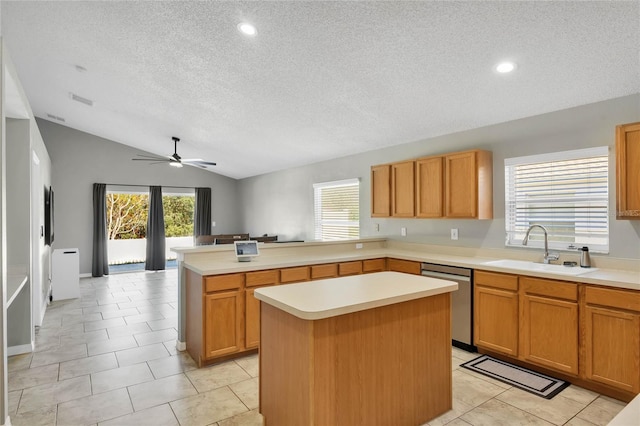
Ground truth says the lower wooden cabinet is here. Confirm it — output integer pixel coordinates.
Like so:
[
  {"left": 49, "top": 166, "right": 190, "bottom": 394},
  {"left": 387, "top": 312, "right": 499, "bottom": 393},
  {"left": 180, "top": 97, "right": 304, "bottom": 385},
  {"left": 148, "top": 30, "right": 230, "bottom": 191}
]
[
  {"left": 363, "top": 258, "right": 386, "bottom": 273},
  {"left": 583, "top": 286, "right": 640, "bottom": 393},
  {"left": 387, "top": 258, "right": 421, "bottom": 275},
  {"left": 311, "top": 263, "right": 338, "bottom": 280},
  {"left": 339, "top": 261, "right": 362, "bottom": 276},
  {"left": 519, "top": 277, "right": 578, "bottom": 375},
  {"left": 204, "top": 290, "right": 244, "bottom": 358},
  {"left": 474, "top": 271, "right": 519, "bottom": 356}
]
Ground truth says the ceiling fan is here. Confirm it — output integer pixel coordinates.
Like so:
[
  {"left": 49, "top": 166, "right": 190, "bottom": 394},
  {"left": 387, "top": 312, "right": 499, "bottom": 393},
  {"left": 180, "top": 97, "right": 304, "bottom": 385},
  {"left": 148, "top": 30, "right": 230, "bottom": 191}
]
[{"left": 132, "top": 137, "right": 217, "bottom": 169}]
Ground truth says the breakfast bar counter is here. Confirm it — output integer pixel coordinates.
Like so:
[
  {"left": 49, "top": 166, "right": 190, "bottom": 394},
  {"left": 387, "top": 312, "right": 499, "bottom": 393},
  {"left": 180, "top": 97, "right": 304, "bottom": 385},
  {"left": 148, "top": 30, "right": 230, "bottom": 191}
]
[{"left": 254, "top": 271, "right": 458, "bottom": 426}]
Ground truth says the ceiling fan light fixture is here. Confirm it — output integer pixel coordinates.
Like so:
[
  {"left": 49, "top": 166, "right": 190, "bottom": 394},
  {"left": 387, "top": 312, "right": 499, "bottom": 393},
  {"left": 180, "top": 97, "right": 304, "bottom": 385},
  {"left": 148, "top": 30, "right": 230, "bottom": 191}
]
[
  {"left": 495, "top": 61, "right": 516, "bottom": 73},
  {"left": 169, "top": 161, "right": 183, "bottom": 168},
  {"left": 238, "top": 22, "right": 257, "bottom": 36}
]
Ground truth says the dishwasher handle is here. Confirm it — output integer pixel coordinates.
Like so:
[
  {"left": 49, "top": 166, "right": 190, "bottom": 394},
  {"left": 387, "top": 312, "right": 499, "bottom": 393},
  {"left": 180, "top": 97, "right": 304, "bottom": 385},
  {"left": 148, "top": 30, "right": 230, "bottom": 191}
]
[{"left": 421, "top": 270, "right": 471, "bottom": 282}]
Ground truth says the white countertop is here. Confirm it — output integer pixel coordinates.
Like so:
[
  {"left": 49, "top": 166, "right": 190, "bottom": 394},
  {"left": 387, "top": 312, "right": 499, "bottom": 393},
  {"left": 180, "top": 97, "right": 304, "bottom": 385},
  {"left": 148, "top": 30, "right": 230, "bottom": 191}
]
[
  {"left": 608, "top": 392, "right": 639, "bottom": 426},
  {"left": 182, "top": 246, "right": 640, "bottom": 291},
  {"left": 254, "top": 271, "right": 458, "bottom": 320}
]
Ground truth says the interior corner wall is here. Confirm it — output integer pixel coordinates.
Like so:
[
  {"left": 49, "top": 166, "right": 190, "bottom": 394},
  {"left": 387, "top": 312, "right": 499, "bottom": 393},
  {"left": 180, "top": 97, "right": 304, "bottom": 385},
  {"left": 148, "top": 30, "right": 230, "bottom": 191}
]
[
  {"left": 238, "top": 94, "right": 640, "bottom": 260},
  {"left": 36, "top": 119, "right": 241, "bottom": 275}
]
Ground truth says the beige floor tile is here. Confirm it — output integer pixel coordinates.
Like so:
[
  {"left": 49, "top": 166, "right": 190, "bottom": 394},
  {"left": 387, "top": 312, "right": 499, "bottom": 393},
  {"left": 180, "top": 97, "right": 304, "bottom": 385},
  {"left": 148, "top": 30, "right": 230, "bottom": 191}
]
[
  {"left": 82, "top": 303, "right": 123, "bottom": 314},
  {"left": 115, "top": 342, "right": 169, "bottom": 366},
  {"left": 33, "top": 333, "right": 62, "bottom": 352},
  {"left": 7, "top": 353, "right": 33, "bottom": 372},
  {"left": 91, "top": 362, "right": 155, "bottom": 394},
  {"left": 60, "top": 328, "right": 109, "bottom": 346},
  {"left": 134, "top": 327, "right": 178, "bottom": 346},
  {"left": 234, "top": 354, "right": 259, "bottom": 378},
  {"left": 128, "top": 373, "right": 197, "bottom": 411},
  {"left": 460, "top": 398, "right": 554, "bottom": 425},
  {"left": 87, "top": 335, "right": 138, "bottom": 356},
  {"left": 452, "top": 369, "right": 507, "bottom": 408},
  {"left": 62, "top": 311, "right": 103, "bottom": 325},
  {"left": 186, "top": 360, "right": 252, "bottom": 393},
  {"left": 123, "top": 311, "right": 165, "bottom": 324},
  {"left": 18, "top": 375, "right": 91, "bottom": 413},
  {"left": 452, "top": 347, "right": 479, "bottom": 361},
  {"left": 496, "top": 387, "right": 587, "bottom": 425},
  {"left": 428, "top": 419, "right": 472, "bottom": 426},
  {"left": 98, "top": 404, "right": 179, "bottom": 426},
  {"left": 575, "top": 395, "right": 626, "bottom": 426},
  {"left": 84, "top": 316, "right": 127, "bottom": 331},
  {"left": 29, "top": 342, "right": 87, "bottom": 368},
  {"left": 9, "top": 405, "right": 57, "bottom": 426},
  {"left": 59, "top": 352, "right": 118, "bottom": 380},
  {"left": 217, "top": 408, "right": 264, "bottom": 426},
  {"left": 99, "top": 307, "right": 141, "bottom": 320},
  {"left": 229, "top": 377, "right": 259, "bottom": 410},
  {"left": 564, "top": 417, "right": 599, "bottom": 426},
  {"left": 148, "top": 352, "right": 198, "bottom": 379},
  {"left": 170, "top": 386, "right": 248, "bottom": 425},
  {"left": 106, "top": 321, "right": 152, "bottom": 338},
  {"left": 8, "top": 390, "right": 21, "bottom": 415},
  {"left": 559, "top": 385, "right": 600, "bottom": 406},
  {"left": 427, "top": 398, "right": 475, "bottom": 426},
  {"left": 57, "top": 388, "right": 133, "bottom": 425},
  {"left": 8, "top": 363, "right": 59, "bottom": 391},
  {"left": 164, "top": 340, "right": 179, "bottom": 355},
  {"left": 147, "top": 317, "right": 177, "bottom": 331}
]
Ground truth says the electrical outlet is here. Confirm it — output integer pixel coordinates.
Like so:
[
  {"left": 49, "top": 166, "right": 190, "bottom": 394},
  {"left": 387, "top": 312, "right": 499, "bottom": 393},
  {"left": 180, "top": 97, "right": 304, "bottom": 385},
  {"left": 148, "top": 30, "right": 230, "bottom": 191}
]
[
  {"left": 451, "top": 228, "right": 459, "bottom": 240},
  {"left": 355, "top": 243, "right": 363, "bottom": 249},
  {"left": 211, "top": 221, "right": 216, "bottom": 227},
  {"left": 401, "top": 227, "right": 407, "bottom": 237}
]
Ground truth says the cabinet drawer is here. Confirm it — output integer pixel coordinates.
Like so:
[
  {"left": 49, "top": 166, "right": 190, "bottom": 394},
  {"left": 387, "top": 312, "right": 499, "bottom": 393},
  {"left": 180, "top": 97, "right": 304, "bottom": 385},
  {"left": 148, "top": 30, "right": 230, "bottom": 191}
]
[
  {"left": 205, "top": 274, "right": 244, "bottom": 293},
  {"left": 521, "top": 277, "right": 577, "bottom": 301},
  {"left": 311, "top": 264, "right": 338, "bottom": 280},
  {"left": 387, "top": 259, "right": 421, "bottom": 275},
  {"left": 363, "top": 258, "right": 386, "bottom": 273},
  {"left": 280, "top": 266, "right": 310, "bottom": 283},
  {"left": 339, "top": 261, "right": 362, "bottom": 276},
  {"left": 246, "top": 270, "right": 279, "bottom": 287},
  {"left": 585, "top": 286, "right": 640, "bottom": 312},
  {"left": 475, "top": 271, "right": 518, "bottom": 291}
]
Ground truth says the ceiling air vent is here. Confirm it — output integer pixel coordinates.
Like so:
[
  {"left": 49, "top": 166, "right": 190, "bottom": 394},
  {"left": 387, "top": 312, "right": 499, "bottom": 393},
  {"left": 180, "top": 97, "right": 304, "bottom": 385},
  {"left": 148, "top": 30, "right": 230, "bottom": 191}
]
[
  {"left": 46, "top": 113, "right": 66, "bottom": 123},
  {"left": 70, "top": 93, "right": 93, "bottom": 107}
]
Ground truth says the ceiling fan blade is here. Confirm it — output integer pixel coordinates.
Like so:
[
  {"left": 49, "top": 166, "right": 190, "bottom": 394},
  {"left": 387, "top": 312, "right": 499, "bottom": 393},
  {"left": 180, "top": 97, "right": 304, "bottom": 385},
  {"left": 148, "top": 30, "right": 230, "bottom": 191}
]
[
  {"left": 132, "top": 158, "right": 170, "bottom": 162},
  {"left": 183, "top": 160, "right": 217, "bottom": 166}
]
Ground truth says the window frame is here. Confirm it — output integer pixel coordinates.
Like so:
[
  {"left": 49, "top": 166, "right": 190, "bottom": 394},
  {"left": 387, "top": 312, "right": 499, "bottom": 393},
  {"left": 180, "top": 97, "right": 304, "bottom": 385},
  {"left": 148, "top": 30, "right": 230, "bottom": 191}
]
[
  {"left": 313, "top": 178, "right": 360, "bottom": 241},
  {"left": 504, "top": 146, "right": 610, "bottom": 254}
]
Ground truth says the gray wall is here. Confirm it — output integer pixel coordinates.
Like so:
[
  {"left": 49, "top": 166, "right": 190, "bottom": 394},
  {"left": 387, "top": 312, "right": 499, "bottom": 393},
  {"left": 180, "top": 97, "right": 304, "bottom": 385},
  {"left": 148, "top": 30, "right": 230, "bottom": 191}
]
[
  {"left": 37, "top": 119, "right": 242, "bottom": 274},
  {"left": 239, "top": 94, "right": 640, "bottom": 259}
]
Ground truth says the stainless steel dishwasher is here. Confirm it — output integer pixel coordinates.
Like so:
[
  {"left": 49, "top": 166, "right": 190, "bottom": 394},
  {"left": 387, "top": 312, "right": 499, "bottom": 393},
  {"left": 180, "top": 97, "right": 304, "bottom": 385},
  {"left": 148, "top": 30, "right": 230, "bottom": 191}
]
[{"left": 421, "top": 263, "right": 475, "bottom": 352}]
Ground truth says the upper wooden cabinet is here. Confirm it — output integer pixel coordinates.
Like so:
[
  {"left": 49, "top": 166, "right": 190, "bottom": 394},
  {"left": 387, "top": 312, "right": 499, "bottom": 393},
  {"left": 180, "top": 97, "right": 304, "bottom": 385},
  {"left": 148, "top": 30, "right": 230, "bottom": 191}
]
[
  {"left": 371, "top": 149, "right": 492, "bottom": 219},
  {"left": 371, "top": 164, "right": 391, "bottom": 217},
  {"left": 416, "top": 156, "right": 444, "bottom": 218},
  {"left": 444, "top": 150, "right": 493, "bottom": 219},
  {"left": 616, "top": 122, "right": 640, "bottom": 219},
  {"left": 391, "top": 160, "right": 415, "bottom": 217}
]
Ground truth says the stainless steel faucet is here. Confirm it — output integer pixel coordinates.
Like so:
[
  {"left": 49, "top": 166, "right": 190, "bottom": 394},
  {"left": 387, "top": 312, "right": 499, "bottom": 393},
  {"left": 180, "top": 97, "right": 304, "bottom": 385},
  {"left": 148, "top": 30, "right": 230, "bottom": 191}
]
[{"left": 522, "top": 224, "right": 560, "bottom": 264}]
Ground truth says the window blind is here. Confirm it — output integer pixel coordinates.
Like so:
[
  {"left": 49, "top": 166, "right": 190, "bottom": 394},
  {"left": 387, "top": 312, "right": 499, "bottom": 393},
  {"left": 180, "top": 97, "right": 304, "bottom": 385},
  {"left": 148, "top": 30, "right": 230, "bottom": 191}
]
[
  {"left": 504, "top": 147, "right": 609, "bottom": 253},
  {"left": 313, "top": 178, "right": 360, "bottom": 241}
]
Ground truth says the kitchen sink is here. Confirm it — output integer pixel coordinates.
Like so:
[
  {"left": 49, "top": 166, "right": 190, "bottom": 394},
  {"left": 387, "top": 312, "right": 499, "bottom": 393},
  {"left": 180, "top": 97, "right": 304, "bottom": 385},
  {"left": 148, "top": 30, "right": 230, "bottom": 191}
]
[{"left": 483, "top": 259, "right": 598, "bottom": 276}]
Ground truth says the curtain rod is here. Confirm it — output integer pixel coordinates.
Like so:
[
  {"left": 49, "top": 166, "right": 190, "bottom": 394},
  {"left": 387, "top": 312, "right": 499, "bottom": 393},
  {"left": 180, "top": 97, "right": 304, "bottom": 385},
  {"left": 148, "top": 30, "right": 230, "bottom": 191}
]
[{"left": 98, "top": 183, "right": 199, "bottom": 190}]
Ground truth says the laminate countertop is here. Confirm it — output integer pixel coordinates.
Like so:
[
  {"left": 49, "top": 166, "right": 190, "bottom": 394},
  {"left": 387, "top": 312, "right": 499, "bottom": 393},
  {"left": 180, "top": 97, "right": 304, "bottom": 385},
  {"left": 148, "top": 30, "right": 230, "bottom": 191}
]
[{"left": 254, "top": 271, "right": 458, "bottom": 320}]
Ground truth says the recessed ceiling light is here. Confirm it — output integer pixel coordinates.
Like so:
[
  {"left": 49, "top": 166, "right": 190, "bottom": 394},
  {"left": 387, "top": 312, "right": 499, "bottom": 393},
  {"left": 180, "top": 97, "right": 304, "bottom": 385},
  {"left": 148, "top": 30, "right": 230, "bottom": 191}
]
[
  {"left": 237, "top": 22, "right": 257, "bottom": 36},
  {"left": 495, "top": 62, "right": 516, "bottom": 73}
]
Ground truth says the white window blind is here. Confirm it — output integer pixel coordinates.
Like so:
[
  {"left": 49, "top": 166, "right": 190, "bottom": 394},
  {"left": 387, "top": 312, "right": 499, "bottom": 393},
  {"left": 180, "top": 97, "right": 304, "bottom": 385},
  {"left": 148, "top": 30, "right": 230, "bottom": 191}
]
[
  {"left": 313, "top": 178, "right": 360, "bottom": 241},
  {"left": 504, "top": 147, "right": 609, "bottom": 253}
]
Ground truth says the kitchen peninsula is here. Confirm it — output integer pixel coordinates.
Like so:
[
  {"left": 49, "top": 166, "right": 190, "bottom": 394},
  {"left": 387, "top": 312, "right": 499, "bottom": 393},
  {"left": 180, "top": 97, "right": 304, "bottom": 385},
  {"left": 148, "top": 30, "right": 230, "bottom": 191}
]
[{"left": 255, "top": 272, "right": 458, "bottom": 425}]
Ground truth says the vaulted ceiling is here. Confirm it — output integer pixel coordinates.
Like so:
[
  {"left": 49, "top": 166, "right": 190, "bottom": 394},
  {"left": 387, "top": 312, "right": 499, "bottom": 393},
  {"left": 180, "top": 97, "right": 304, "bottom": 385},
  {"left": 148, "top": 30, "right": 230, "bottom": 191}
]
[{"left": 2, "top": 1, "right": 639, "bottom": 178}]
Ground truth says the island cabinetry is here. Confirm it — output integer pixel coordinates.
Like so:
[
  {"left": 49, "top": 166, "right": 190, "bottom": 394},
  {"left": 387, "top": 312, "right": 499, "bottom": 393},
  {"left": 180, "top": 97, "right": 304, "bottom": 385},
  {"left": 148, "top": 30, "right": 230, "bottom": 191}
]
[
  {"left": 387, "top": 258, "right": 421, "bottom": 275},
  {"left": 362, "top": 258, "right": 386, "bottom": 273},
  {"left": 391, "top": 160, "right": 415, "bottom": 217},
  {"left": 280, "top": 266, "right": 310, "bottom": 283},
  {"left": 616, "top": 122, "right": 640, "bottom": 219},
  {"left": 245, "top": 270, "right": 279, "bottom": 349},
  {"left": 416, "top": 156, "right": 444, "bottom": 218},
  {"left": 474, "top": 271, "right": 519, "bottom": 356},
  {"left": 582, "top": 286, "right": 640, "bottom": 393},
  {"left": 520, "top": 277, "right": 579, "bottom": 375},
  {"left": 445, "top": 150, "right": 493, "bottom": 219},
  {"left": 371, "top": 164, "right": 391, "bottom": 217}
]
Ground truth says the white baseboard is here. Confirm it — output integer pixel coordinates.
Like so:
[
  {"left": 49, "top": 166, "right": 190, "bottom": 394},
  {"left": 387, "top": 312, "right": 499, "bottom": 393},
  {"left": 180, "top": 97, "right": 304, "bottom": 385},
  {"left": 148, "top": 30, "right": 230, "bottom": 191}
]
[
  {"left": 176, "top": 340, "right": 186, "bottom": 351},
  {"left": 3, "top": 414, "right": 13, "bottom": 426},
  {"left": 8, "top": 342, "right": 33, "bottom": 356},
  {"left": 80, "top": 273, "right": 92, "bottom": 278}
]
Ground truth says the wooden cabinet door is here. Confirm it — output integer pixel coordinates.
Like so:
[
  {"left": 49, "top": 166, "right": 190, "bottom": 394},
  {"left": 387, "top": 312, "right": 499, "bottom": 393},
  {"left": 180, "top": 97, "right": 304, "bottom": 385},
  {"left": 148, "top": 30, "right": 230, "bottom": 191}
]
[
  {"left": 371, "top": 165, "right": 391, "bottom": 217},
  {"left": 338, "top": 261, "right": 362, "bottom": 276},
  {"left": 445, "top": 151, "right": 477, "bottom": 218},
  {"left": 387, "top": 258, "right": 421, "bottom": 275},
  {"left": 474, "top": 284, "right": 519, "bottom": 356},
  {"left": 204, "top": 290, "right": 243, "bottom": 358},
  {"left": 416, "top": 156, "right": 443, "bottom": 218},
  {"left": 245, "top": 286, "right": 275, "bottom": 349},
  {"left": 616, "top": 122, "right": 640, "bottom": 219},
  {"left": 311, "top": 263, "right": 338, "bottom": 280},
  {"left": 391, "top": 161, "right": 415, "bottom": 217},
  {"left": 520, "top": 294, "right": 578, "bottom": 374},
  {"left": 584, "top": 305, "right": 640, "bottom": 393}
]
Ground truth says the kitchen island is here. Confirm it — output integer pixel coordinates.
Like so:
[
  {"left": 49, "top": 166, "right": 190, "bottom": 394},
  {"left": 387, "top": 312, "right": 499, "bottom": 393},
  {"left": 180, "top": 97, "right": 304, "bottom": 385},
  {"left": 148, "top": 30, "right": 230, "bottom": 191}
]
[{"left": 254, "top": 271, "right": 458, "bottom": 426}]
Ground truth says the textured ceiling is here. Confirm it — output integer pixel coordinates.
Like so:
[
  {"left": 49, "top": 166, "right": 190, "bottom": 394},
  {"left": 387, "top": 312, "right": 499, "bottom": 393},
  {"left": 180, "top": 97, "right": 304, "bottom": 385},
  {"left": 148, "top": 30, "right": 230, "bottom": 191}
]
[{"left": 2, "top": 1, "right": 639, "bottom": 179}]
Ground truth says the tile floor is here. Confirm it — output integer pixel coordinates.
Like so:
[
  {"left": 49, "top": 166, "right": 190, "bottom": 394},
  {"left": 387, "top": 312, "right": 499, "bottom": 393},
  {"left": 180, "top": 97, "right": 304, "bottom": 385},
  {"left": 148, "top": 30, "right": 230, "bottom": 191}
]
[{"left": 7, "top": 270, "right": 627, "bottom": 425}]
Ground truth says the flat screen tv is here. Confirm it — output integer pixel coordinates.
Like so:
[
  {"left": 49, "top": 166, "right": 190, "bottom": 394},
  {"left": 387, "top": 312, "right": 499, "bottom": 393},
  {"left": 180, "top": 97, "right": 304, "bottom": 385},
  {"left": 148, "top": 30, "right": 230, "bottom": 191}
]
[{"left": 45, "top": 186, "right": 54, "bottom": 246}]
